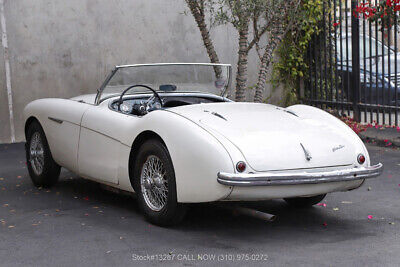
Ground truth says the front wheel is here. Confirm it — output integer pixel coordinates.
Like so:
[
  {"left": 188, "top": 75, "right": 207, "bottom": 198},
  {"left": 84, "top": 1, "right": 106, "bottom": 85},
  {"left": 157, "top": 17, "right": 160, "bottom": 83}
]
[
  {"left": 284, "top": 194, "right": 326, "bottom": 208},
  {"left": 133, "top": 139, "right": 187, "bottom": 226},
  {"left": 25, "top": 121, "right": 60, "bottom": 188}
]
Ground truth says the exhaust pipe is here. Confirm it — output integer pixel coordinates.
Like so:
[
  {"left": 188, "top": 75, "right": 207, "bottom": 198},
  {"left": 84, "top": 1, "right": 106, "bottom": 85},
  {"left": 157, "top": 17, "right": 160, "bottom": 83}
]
[{"left": 218, "top": 205, "right": 276, "bottom": 222}]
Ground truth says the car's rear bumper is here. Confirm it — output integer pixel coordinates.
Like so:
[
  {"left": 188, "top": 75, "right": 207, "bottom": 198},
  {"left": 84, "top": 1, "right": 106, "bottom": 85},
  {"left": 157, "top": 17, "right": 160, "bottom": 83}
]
[{"left": 217, "top": 163, "right": 383, "bottom": 186}]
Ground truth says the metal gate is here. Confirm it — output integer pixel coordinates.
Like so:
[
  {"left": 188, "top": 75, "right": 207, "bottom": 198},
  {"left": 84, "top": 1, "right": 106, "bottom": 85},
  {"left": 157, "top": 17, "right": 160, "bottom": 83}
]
[{"left": 304, "top": 0, "right": 399, "bottom": 126}]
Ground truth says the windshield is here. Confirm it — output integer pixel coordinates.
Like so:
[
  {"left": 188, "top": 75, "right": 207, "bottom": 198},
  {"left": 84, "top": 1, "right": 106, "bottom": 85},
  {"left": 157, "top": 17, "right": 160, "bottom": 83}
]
[
  {"left": 96, "top": 63, "right": 231, "bottom": 104},
  {"left": 337, "top": 35, "right": 393, "bottom": 61}
]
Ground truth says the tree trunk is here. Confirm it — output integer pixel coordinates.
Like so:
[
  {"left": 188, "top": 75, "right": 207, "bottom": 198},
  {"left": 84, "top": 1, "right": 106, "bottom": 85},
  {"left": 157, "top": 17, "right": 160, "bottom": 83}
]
[
  {"left": 185, "top": 1, "right": 222, "bottom": 78},
  {"left": 235, "top": 25, "right": 250, "bottom": 102},
  {"left": 253, "top": 34, "right": 284, "bottom": 103}
]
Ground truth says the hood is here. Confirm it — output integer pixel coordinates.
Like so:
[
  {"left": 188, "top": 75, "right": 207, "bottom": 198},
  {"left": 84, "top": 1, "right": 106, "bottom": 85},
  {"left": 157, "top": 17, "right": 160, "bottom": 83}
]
[{"left": 169, "top": 103, "right": 358, "bottom": 172}]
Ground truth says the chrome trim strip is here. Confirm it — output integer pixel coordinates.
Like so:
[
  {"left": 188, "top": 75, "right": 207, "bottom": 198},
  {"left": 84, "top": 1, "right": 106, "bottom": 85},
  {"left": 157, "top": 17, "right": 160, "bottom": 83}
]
[
  {"left": 217, "top": 163, "right": 383, "bottom": 186},
  {"left": 116, "top": 62, "right": 232, "bottom": 68},
  {"left": 300, "top": 143, "right": 312, "bottom": 161},
  {"left": 48, "top": 117, "right": 63, "bottom": 124}
]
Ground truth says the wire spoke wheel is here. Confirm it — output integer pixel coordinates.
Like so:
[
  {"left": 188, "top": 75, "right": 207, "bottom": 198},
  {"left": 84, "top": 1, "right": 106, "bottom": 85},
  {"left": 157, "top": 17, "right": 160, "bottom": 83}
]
[
  {"left": 140, "top": 155, "right": 168, "bottom": 211},
  {"left": 29, "top": 132, "right": 45, "bottom": 176}
]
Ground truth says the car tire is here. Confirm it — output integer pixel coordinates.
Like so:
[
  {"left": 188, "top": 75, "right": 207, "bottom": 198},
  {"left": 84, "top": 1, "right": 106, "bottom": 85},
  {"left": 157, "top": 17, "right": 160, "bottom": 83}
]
[
  {"left": 133, "top": 139, "right": 187, "bottom": 226},
  {"left": 284, "top": 194, "right": 326, "bottom": 208},
  {"left": 25, "top": 121, "right": 61, "bottom": 188}
]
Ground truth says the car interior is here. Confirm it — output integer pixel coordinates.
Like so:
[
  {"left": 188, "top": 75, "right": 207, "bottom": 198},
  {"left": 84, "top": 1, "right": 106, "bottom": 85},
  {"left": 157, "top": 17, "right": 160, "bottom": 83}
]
[{"left": 109, "top": 84, "right": 228, "bottom": 116}]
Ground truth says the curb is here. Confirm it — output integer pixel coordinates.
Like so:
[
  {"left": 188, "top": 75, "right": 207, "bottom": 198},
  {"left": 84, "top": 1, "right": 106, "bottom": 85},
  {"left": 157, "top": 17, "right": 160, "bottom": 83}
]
[{"left": 359, "top": 128, "right": 400, "bottom": 148}]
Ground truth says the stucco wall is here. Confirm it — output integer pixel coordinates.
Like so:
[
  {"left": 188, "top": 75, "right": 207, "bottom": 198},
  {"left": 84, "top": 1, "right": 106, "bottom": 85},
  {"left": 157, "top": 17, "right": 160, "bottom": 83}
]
[{"left": 0, "top": 0, "right": 282, "bottom": 144}]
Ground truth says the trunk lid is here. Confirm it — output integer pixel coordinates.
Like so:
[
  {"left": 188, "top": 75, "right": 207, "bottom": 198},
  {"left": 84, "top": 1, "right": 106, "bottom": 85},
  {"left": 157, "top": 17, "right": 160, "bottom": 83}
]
[{"left": 169, "top": 103, "right": 356, "bottom": 171}]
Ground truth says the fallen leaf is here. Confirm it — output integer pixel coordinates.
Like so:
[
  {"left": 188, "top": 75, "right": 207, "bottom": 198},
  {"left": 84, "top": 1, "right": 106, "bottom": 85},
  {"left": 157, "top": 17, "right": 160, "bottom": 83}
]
[
  {"left": 9, "top": 209, "right": 15, "bottom": 212},
  {"left": 0, "top": 178, "right": 4, "bottom": 181},
  {"left": 55, "top": 209, "right": 60, "bottom": 212},
  {"left": 8, "top": 225, "right": 14, "bottom": 228},
  {"left": 15, "top": 184, "right": 20, "bottom": 187},
  {"left": 92, "top": 206, "right": 99, "bottom": 209},
  {"left": 3, "top": 204, "right": 9, "bottom": 207},
  {"left": 341, "top": 201, "right": 353, "bottom": 204},
  {"left": 333, "top": 208, "right": 339, "bottom": 211},
  {"left": 367, "top": 215, "right": 373, "bottom": 219}
]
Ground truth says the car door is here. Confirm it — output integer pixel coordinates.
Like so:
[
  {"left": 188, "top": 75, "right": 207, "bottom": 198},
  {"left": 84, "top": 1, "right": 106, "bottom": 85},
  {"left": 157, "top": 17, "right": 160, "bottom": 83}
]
[
  {"left": 40, "top": 99, "right": 91, "bottom": 173},
  {"left": 77, "top": 104, "right": 130, "bottom": 184}
]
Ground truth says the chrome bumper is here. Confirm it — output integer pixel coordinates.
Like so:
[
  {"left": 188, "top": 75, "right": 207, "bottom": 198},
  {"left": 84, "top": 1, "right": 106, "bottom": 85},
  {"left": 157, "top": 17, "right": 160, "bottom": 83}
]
[{"left": 217, "top": 163, "right": 383, "bottom": 186}]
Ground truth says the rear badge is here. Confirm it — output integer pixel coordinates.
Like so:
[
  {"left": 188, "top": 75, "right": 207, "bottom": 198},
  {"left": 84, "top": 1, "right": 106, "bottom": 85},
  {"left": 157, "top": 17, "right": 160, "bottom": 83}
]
[
  {"left": 300, "top": 143, "right": 312, "bottom": 161},
  {"left": 332, "top": 145, "right": 345, "bottom": 152}
]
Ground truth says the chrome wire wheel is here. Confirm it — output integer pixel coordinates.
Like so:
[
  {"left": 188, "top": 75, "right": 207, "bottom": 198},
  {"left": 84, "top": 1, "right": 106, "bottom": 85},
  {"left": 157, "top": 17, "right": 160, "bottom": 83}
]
[
  {"left": 140, "top": 155, "right": 168, "bottom": 212},
  {"left": 29, "top": 132, "right": 45, "bottom": 176}
]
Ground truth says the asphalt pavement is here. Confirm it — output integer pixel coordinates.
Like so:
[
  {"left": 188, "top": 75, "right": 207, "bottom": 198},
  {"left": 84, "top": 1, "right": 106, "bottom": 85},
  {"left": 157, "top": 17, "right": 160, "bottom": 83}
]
[{"left": 0, "top": 143, "right": 399, "bottom": 266}]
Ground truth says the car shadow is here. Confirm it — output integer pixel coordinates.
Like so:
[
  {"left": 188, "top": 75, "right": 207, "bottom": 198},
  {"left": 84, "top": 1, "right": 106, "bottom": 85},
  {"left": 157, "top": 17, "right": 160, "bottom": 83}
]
[{"left": 17, "top": 170, "right": 374, "bottom": 244}]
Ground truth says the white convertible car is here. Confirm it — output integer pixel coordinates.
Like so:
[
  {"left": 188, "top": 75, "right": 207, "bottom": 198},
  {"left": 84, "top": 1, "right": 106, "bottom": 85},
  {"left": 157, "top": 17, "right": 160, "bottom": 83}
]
[{"left": 24, "top": 63, "right": 383, "bottom": 225}]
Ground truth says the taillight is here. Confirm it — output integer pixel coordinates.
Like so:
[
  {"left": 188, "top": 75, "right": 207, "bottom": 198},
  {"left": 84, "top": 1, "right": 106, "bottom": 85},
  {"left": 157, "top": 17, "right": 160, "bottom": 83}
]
[
  {"left": 357, "top": 154, "right": 365, "bottom": 164},
  {"left": 236, "top": 161, "right": 246, "bottom": 172}
]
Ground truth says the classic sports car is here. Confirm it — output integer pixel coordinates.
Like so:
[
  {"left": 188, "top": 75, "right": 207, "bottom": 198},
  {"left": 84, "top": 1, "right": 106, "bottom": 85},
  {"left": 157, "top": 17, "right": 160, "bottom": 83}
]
[{"left": 24, "top": 63, "right": 383, "bottom": 225}]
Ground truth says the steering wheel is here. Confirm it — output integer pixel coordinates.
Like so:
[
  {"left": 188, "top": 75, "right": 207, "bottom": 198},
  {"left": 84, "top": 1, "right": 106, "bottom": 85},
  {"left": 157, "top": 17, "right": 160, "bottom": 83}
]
[{"left": 117, "top": 84, "right": 163, "bottom": 115}]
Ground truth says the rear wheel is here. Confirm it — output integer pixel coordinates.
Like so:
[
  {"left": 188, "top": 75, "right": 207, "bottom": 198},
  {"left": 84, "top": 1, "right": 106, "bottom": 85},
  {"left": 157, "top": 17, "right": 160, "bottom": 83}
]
[
  {"left": 26, "top": 121, "right": 60, "bottom": 187},
  {"left": 133, "top": 139, "right": 187, "bottom": 226},
  {"left": 284, "top": 194, "right": 326, "bottom": 208}
]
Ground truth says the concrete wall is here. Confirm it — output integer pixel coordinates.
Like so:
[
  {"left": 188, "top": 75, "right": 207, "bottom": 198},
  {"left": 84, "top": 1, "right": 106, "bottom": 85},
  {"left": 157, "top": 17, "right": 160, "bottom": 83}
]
[
  {"left": 0, "top": 34, "right": 11, "bottom": 144},
  {"left": 0, "top": 0, "right": 282, "bottom": 144}
]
